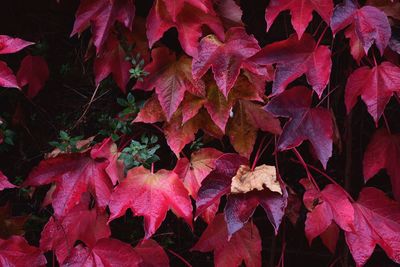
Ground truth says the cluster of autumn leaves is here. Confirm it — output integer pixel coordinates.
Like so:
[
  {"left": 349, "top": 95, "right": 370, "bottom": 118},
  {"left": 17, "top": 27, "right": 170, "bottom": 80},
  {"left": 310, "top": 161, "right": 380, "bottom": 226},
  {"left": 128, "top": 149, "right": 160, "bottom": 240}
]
[{"left": 1, "top": 0, "right": 400, "bottom": 266}]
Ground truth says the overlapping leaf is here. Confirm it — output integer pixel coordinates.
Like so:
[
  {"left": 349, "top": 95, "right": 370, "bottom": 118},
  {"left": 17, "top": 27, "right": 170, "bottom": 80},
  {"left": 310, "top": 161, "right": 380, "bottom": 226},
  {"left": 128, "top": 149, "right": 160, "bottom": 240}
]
[
  {"left": 108, "top": 166, "right": 192, "bottom": 238},
  {"left": 174, "top": 148, "right": 223, "bottom": 223},
  {"left": 94, "top": 34, "right": 132, "bottom": 93},
  {"left": 227, "top": 99, "right": 282, "bottom": 157},
  {"left": 163, "top": 110, "right": 201, "bottom": 156},
  {"left": 265, "top": 0, "right": 333, "bottom": 38},
  {"left": 363, "top": 128, "right": 400, "bottom": 200},
  {"left": 40, "top": 195, "right": 111, "bottom": 263},
  {"left": 0, "top": 35, "right": 33, "bottom": 89},
  {"left": 192, "top": 27, "right": 265, "bottom": 97},
  {"left": 345, "top": 187, "right": 400, "bottom": 266},
  {"left": 91, "top": 137, "right": 124, "bottom": 185},
  {"left": 93, "top": 19, "right": 149, "bottom": 92},
  {"left": 331, "top": 0, "right": 391, "bottom": 55},
  {"left": 0, "top": 236, "right": 46, "bottom": 267},
  {"left": 71, "top": 0, "right": 135, "bottom": 52},
  {"left": 345, "top": 62, "right": 400, "bottom": 124},
  {"left": 192, "top": 213, "right": 262, "bottom": 267},
  {"left": 214, "top": 0, "right": 243, "bottom": 29},
  {"left": 146, "top": 0, "right": 224, "bottom": 56},
  {"left": 62, "top": 238, "right": 142, "bottom": 266},
  {"left": 134, "top": 47, "right": 204, "bottom": 120},
  {"left": 252, "top": 33, "right": 332, "bottom": 97},
  {"left": 196, "top": 154, "right": 287, "bottom": 237},
  {"left": 23, "top": 143, "right": 116, "bottom": 217},
  {"left": 265, "top": 86, "right": 333, "bottom": 168},
  {"left": 174, "top": 148, "right": 223, "bottom": 198},
  {"left": 300, "top": 179, "right": 354, "bottom": 246},
  {"left": 133, "top": 239, "right": 170, "bottom": 267}
]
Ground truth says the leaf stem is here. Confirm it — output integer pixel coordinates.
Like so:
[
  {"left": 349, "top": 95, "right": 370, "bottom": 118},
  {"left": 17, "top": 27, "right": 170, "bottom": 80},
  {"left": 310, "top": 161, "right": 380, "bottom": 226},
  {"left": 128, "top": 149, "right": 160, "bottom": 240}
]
[
  {"left": 382, "top": 113, "right": 392, "bottom": 135},
  {"left": 167, "top": 249, "right": 192, "bottom": 267},
  {"left": 312, "top": 20, "right": 324, "bottom": 37},
  {"left": 251, "top": 136, "right": 273, "bottom": 170},
  {"left": 315, "top": 25, "right": 329, "bottom": 48},
  {"left": 274, "top": 136, "right": 284, "bottom": 184},
  {"left": 290, "top": 158, "right": 355, "bottom": 202},
  {"left": 316, "top": 85, "right": 339, "bottom": 108},
  {"left": 292, "top": 148, "right": 320, "bottom": 191}
]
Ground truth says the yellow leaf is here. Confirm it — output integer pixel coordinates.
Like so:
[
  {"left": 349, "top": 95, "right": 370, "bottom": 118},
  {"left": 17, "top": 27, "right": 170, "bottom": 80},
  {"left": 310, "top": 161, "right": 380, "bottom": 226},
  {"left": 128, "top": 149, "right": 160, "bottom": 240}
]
[{"left": 231, "top": 164, "right": 282, "bottom": 194}]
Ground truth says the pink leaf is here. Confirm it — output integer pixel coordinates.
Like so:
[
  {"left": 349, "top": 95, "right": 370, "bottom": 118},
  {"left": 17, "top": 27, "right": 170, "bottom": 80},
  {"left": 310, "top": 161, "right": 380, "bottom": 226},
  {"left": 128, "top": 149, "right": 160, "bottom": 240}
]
[
  {"left": 0, "top": 236, "right": 46, "bottom": 267},
  {"left": 16, "top": 55, "right": 49, "bottom": 98}
]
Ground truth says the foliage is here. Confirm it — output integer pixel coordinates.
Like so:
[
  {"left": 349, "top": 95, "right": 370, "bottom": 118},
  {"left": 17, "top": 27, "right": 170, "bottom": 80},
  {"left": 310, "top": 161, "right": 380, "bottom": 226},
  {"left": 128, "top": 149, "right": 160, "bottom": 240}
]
[{"left": 0, "top": 0, "right": 400, "bottom": 266}]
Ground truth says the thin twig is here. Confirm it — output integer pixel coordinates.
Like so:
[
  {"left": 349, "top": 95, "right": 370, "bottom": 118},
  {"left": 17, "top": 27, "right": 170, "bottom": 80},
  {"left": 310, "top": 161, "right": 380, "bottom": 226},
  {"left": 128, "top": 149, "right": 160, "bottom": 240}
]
[{"left": 71, "top": 84, "right": 100, "bottom": 129}]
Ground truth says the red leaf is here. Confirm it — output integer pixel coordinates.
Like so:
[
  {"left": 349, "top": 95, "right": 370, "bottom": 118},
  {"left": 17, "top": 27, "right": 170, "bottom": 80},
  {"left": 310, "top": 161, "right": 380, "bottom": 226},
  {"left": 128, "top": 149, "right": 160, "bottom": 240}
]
[
  {"left": 192, "top": 27, "right": 264, "bottom": 97},
  {"left": 301, "top": 180, "right": 354, "bottom": 245},
  {"left": 265, "top": 0, "right": 333, "bottom": 38},
  {"left": 173, "top": 148, "right": 223, "bottom": 198},
  {"left": 0, "top": 171, "right": 16, "bottom": 191},
  {"left": 0, "top": 35, "right": 34, "bottom": 55},
  {"left": 94, "top": 34, "right": 132, "bottom": 92},
  {"left": 331, "top": 0, "right": 391, "bottom": 55},
  {"left": 163, "top": 110, "right": 200, "bottom": 156},
  {"left": 0, "top": 61, "right": 19, "bottom": 88},
  {"left": 134, "top": 95, "right": 166, "bottom": 124},
  {"left": 345, "top": 61, "right": 400, "bottom": 125},
  {"left": 133, "top": 239, "right": 170, "bottom": 267},
  {"left": 0, "top": 236, "right": 47, "bottom": 267},
  {"left": 23, "top": 151, "right": 114, "bottom": 217},
  {"left": 159, "top": 0, "right": 212, "bottom": 21},
  {"left": 213, "top": 0, "right": 244, "bottom": 29},
  {"left": 62, "top": 238, "right": 142, "bottom": 267},
  {"left": 345, "top": 187, "right": 400, "bottom": 266},
  {"left": 227, "top": 100, "right": 282, "bottom": 158},
  {"left": 134, "top": 47, "right": 204, "bottom": 120},
  {"left": 71, "top": 0, "right": 135, "bottom": 52},
  {"left": 264, "top": 86, "right": 333, "bottom": 168},
  {"left": 344, "top": 25, "right": 365, "bottom": 63},
  {"left": 251, "top": 34, "right": 332, "bottom": 97},
  {"left": 108, "top": 166, "right": 192, "bottom": 238},
  {"left": 146, "top": 0, "right": 224, "bottom": 57},
  {"left": 40, "top": 195, "right": 111, "bottom": 263},
  {"left": 174, "top": 148, "right": 223, "bottom": 223},
  {"left": 181, "top": 72, "right": 269, "bottom": 134},
  {"left": 203, "top": 85, "right": 234, "bottom": 132},
  {"left": 0, "top": 36, "right": 33, "bottom": 89},
  {"left": 192, "top": 214, "right": 262, "bottom": 267},
  {"left": 363, "top": 128, "right": 400, "bottom": 200},
  {"left": 91, "top": 137, "right": 124, "bottom": 186},
  {"left": 16, "top": 55, "right": 49, "bottom": 99},
  {"left": 320, "top": 223, "right": 339, "bottom": 254},
  {"left": 181, "top": 93, "right": 206, "bottom": 124}
]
